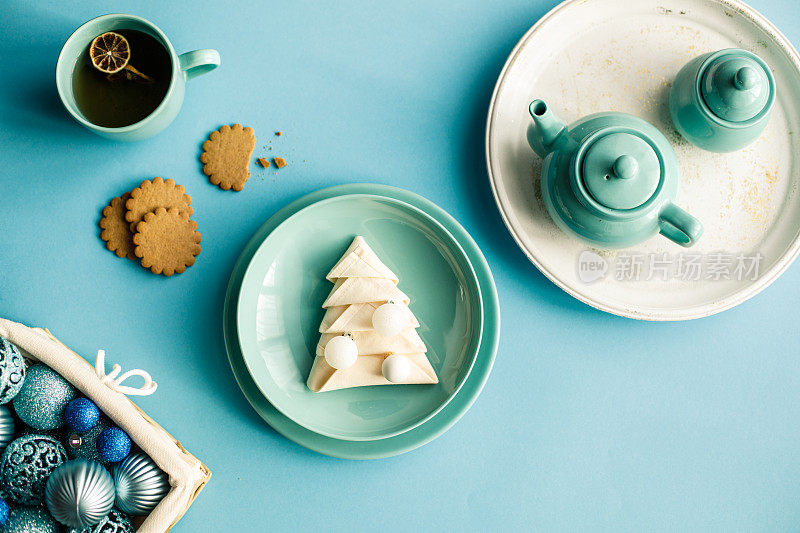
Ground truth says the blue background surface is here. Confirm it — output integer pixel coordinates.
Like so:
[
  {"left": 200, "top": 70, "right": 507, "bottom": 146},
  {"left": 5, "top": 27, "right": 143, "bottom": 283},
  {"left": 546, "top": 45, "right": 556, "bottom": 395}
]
[{"left": 1, "top": 0, "right": 799, "bottom": 530}]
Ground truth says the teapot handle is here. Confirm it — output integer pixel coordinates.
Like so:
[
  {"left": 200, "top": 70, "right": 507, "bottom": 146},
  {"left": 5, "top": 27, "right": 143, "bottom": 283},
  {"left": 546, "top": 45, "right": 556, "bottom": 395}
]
[{"left": 658, "top": 203, "right": 703, "bottom": 247}]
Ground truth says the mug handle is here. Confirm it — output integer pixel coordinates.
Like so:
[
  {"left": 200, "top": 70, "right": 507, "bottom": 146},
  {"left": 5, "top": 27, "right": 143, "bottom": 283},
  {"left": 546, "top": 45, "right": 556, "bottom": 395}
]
[
  {"left": 178, "top": 49, "right": 220, "bottom": 81},
  {"left": 658, "top": 202, "right": 704, "bottom": 247}
]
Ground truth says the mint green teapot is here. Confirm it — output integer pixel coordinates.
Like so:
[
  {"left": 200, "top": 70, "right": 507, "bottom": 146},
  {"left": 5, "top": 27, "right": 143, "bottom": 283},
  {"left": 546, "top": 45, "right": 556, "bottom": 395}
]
[{"left": 527, "top": 100, "right": 703, "bottom": 248}]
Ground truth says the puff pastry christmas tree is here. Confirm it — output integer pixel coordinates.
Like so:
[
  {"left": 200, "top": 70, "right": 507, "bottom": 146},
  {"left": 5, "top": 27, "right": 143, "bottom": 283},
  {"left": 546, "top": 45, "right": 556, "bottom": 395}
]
[{"left": 307, "top": 236, "right": 438, "bottom": 393}]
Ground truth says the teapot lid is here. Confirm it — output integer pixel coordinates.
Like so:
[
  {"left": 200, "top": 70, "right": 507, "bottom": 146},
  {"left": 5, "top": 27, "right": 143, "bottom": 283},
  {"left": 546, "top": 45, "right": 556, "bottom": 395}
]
[
  {"left": 700, "top": 50, "right": 772, "bottom": 122},
  {"left": 581, "top": 132, "right": 660, "bottom": 210}
]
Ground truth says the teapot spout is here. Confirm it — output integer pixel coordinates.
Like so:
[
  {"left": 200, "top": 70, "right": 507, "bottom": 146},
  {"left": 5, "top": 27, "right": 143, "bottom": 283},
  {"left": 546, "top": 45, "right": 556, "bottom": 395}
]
[{"left": 527, "top": 100, "right": 567, "bottom": 158}]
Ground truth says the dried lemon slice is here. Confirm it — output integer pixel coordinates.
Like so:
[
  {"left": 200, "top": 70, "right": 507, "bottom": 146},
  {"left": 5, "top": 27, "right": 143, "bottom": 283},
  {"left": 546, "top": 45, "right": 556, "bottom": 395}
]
[
  {"left": 90, "top": 32, "right": 154, "bottom": 82},
  {"left": 89, "top": 32, "right": 130, "bottom": 74}
]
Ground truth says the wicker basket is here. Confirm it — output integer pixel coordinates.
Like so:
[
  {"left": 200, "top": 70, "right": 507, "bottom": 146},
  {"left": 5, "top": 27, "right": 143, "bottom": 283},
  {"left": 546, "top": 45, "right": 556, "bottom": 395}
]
[{"left": 0, "top": 318, "right": 210, "bottom": 532}]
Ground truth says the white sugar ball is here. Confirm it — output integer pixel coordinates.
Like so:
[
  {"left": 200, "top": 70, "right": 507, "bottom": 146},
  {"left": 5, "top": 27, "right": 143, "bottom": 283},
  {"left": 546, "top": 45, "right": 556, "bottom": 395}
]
[
  {"left": 324, "top": 335, "right": 358, "bottom": 369},
  {"left": 372, "top": 303, "right": 407, "bottom": 338},
  {"left": 382, "top": 354, "right": 411, "bottom": 383}
]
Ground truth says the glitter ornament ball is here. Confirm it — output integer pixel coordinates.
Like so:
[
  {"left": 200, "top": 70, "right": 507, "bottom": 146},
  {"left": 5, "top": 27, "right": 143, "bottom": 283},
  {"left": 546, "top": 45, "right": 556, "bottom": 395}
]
[
  {"left": 65, "top": 398, "right": 100, "bottom": 434},
  {"left": 381, "top": 354, "right": 411, "bottom": 383},
  {"left": 113, "top": 452, "right": 169, "bottom": 515},
  {"left": 66, "top": 509, "right": 134, "bottom": 533},
  {"left": 96, "top": 427, "right": 131, "bottom": 463},
  {"left": 372, "top": 302, "right": 407, "bottom": 337},
  {"left": 324, "top": 335, "right": 358, "bottom": 370},
  {"left": 0, "top": 434, "right": 68, "bottom": 505},
  {"left": 45, "top": 459, "right": 115, "bottom": 528},
  {"left": 66, "top": 416, "right": 112, "bottom": 464},
  {"left": 4, "top": 506, "right": 58, "bottom": 533},
  {"left": 0, "top": 496, "right": 8, "bottom": 526},
  {"left": 0, "top": 337, "right": 26, "bottom": 404},
  {"left": 0, "top": 405, "right": 15, "bottom": 451},
  {"left": 13, "top": 364, "right": 77, "bottom": 430}
]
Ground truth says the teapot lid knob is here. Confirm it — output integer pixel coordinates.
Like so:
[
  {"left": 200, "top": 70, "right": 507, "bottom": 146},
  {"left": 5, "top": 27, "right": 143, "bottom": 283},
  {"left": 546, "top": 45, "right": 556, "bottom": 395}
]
[
  {"left": 613, "top": 155, "right": 639, "bottom": 180},
  {"left": 734, "top": 66, "right": 758, "bottom": 90}
]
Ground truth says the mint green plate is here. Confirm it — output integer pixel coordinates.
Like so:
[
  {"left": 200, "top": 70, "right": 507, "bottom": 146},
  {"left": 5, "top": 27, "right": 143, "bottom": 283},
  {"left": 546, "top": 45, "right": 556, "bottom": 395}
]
[
  {"left": 224, "top": 184, "right": 499, "bottom": 458},
  {"left": 237, "top": 192, "right": 482, "bottom": 441}
]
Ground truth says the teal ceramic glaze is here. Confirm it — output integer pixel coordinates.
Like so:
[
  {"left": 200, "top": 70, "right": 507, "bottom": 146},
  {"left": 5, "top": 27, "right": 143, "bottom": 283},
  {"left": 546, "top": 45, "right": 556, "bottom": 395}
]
[
  {"left": 223, "top": 184, "right": 499, "bottom": 459},
  {"left": 669, "top": 48, "right": 775, "bottom": 152},
  {"left": 56, "top": 14, "right": 220, "bottom": 141},
  {"left": 526, "top": 100, "right": 703, "bottom": 249},
  {"left": 236, "top": 193, "right": 483, "bottom": 441}
]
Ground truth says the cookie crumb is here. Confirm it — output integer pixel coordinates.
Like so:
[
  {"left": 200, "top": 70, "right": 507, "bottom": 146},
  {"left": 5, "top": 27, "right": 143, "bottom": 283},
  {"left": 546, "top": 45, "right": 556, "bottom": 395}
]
[
  {"left": 257, "top": 157, "right": 270, "bottom": 168},
  {"left": 273, "top": 157, "right": 287, "bottom": 169},
  {"left": 275, "top": 131, "right": 282, "bottom": 136}
]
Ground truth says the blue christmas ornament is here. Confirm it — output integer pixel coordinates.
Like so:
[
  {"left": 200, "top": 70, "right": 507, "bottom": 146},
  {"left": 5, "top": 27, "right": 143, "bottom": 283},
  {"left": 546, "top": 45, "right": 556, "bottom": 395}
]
[
  {"left": 113, "top": 452, "right": 169, "bottom": 515},
  {"left": 65, "top": 398, "right": 100, "bottom": 433},
  {"left": 0, "top": 405, "right": 15, "bottom": 451},
  {"left": 0, "top": 336, "right": 26, "bottom": 404},
  {"left": 96, "top": 427, "right": 131, "bottom": 463},
  {"left": 4, "top": 506, "right": 58, "bottom": 533},
  {"left": 0, "top": 496, "right": 9, "bottom": 526},
  {"left": 13, "top": 364, "right": 77, "bottom": 430},
  {"left": 66, "top": 416, "right": 113, "bottom": 465},
  {"left": 0, "top": 434, "right": 68, "bottom": 505},
  {"left": 45, "top": 459, "right": 115, "bottom": 528},
  {"left": 66, "top": 509, "right": 134, "bottom": 533}
]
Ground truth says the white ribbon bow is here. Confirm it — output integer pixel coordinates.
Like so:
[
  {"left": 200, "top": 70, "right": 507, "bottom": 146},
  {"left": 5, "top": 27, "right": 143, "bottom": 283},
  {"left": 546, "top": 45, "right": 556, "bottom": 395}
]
[{"left": 94, "top": 350, "right": 158, "bottom": 396}]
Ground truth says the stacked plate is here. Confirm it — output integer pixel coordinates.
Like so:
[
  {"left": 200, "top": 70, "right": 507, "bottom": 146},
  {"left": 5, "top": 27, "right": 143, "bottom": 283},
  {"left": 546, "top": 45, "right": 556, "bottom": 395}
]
[{"left": 223, "top": 184, "right": 499, "bottom": 458}]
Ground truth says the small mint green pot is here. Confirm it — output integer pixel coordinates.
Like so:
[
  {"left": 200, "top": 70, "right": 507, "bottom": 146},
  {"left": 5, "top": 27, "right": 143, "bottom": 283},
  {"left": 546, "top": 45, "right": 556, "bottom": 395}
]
[
  {"left": 56, "top": 14, "right": 220, "bottom": 142},
  {"left": 669, "top": 48, "right": 775, "bottom": 153},
  {"left": 527, "top": 100, "right": 703, "bottom": 249}
]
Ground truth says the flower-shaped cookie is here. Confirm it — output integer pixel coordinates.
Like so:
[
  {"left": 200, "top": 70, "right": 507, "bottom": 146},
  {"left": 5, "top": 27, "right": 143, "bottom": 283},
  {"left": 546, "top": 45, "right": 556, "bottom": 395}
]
[
  {"left": 99, "top": 192, "right": 137, "bottom": 260},
  {"left": 133, "top": 208, "right": 201, "bottom": 276},
  {"left": 200, "top": 124, "right": 256, "bottom": 191},
  {"left": 125, "top": 177, "right": 192, "bottom": 231}
]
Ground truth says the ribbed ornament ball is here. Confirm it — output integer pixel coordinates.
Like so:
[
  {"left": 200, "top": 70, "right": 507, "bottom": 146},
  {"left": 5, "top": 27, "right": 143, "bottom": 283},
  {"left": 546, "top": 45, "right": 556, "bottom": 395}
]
[
  {"left": 112, "top": 452, "right": 169, "bottom": 515},
  {"left": 0, "top": 434, "right": 68, "bottom": 505},
  {"left": 0, "top": 336, "right": 26, "bottom": 404},
  {"left": 45, "top": 459, "right": 115, "bottom": 528},
  {"left": 13, "top": 364, "right": 77, "bottom": 430},
  {"left": 66, "top": 508, "right": 134, "bottom": 533},
  {"left": 3, "top": 505, "right": 58, "bottom": 533},
  {"left": 0, "top": 405, "right": 15, "bottom": 451}
]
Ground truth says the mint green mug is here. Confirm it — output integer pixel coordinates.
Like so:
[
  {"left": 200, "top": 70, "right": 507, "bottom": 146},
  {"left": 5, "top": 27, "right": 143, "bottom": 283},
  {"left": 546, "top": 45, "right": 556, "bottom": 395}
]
[{"left": 56, "top": 14, "right": 220, "bottom": 141}]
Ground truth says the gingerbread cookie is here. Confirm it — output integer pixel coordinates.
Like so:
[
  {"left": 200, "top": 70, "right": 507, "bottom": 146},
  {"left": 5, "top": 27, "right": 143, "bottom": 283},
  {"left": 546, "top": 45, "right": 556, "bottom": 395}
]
[
  {"left": 200, "top": 124, "right": 256, "bottom": 191},
  {"left": 99, "top": 192, "right": 137, "bottom": 260},
  {"left": 133, "top": 208, "right": 201, "bottom": 276},
  {"left": 125, "top": 177, "right": 192, "bottom": 231}
]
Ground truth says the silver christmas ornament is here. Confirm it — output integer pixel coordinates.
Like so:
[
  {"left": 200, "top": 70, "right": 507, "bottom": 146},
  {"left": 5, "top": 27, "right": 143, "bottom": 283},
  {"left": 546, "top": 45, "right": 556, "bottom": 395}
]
[
  {"left": 45, "top": 459, "right": 115, "bottom": 528},
  {"left": 112, "top": 452, "right": 169, "bottom": 515},
  {"left": 0, "top": 405, "right": 15, "bottom": 451}
]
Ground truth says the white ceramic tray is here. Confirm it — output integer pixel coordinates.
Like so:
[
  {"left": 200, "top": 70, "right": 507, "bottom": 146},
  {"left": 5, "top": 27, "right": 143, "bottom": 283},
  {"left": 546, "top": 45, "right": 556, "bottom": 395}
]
[{"left": 486, "top": 0, "right": 800, "bottom": 320}]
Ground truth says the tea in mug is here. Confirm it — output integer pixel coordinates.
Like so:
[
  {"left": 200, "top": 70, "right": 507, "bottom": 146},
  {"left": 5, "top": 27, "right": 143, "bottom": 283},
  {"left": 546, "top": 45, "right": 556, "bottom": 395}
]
[{"left": 72, "top": 29, "right": 171, "bottom": 128}]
